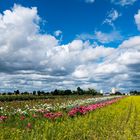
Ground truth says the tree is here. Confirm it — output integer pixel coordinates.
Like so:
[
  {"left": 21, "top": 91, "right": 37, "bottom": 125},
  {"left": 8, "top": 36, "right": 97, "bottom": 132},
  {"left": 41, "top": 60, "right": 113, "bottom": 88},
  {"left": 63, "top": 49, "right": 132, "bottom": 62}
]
[
  {"left": 77, "top": 87, "right": 84, "bottom": 95},
  {"left": 14, "top": 90, "right": 20, "bottom": 95},
  {"left": 87, "top": 88, "right": 98, "bottom": 95},
  {"left": 33, "top": 91, "right": 36, "bottom": 95},
  {"left": 115, "top": 91, "right": 122, "bottom": 95},
  {"left": 52, "top": 89, "right": 59, "bottom": 95},
  {"left": 37, "top": 91, "right": 41, "bottom": 96},
  {"left": 64, "top": 89, "right": 72, "bottom": 95}
]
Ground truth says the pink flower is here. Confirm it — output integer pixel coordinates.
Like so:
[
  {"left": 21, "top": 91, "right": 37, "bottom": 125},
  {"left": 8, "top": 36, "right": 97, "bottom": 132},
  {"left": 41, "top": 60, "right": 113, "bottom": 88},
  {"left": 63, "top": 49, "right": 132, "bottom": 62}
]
[
  {"left": 0, "top": 116, "right": 7, "bottom": 121},
  {"left": 27, "top": 123, "right": 32, "bottom": 129},
  {"left": 68, "top": 97, "right": 123, "bottom": 117},
  {"left": 32, "top": 114, "right": 38, "bottom": 118},
  {"left": 44, "top": 112, "right": 63, "bottom": 119}
]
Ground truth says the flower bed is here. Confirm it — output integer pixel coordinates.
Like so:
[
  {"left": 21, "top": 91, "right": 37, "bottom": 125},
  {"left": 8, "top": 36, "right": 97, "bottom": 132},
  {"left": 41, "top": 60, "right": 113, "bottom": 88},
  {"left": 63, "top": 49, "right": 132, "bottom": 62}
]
[
  {"left": 68, "top": 97, "right": 122, "bottom": 117},
  {"left": 0, "top": 96, "right": 125, "bottom": 124}
]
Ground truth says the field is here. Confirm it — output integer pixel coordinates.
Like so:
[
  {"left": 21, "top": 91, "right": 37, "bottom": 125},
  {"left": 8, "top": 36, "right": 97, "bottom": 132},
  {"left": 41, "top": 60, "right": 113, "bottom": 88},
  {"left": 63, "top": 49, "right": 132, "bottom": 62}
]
[{"left": 1, "top": 96, "right": 140, "bottom": 140}]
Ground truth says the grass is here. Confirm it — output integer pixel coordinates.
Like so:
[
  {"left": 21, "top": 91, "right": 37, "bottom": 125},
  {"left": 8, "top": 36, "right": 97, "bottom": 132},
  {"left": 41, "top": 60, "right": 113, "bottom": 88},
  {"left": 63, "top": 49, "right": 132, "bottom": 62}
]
[{"left": 1, "top": 96, "right": 140, "bottom": 140}]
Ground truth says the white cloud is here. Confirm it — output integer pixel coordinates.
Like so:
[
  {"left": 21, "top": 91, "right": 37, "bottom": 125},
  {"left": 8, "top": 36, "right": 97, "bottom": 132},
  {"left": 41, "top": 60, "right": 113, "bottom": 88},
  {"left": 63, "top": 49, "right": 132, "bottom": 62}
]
[
  {"left": 0, "top": 4, "right": 58, "bottom": 71},
  {"left": 119, "top": 36, "right": 140, "bottom": 50},
  {"left": 76, "top": 33, "right": 94, "bottom": 40},
  {"left": 85, "top": 0, "right": 95, "bottom": 3},
  {"left": 91, "top": 35, "right": 140, "bottom": 91},
  {"left": 95, "top": 30, "right": 122, "bottom": 43},
  {"left": 0, "top": 5, "right": 139, "bottom": 92},
  {"left": 54, "top": 30, "right": 62, "bottom": 37},
  {"left": 117, "top": 51, "right": 140, "bottom": 65},
  {"left": 72, "top": 33, "right": 140, "bottom": 91},
  {"left": 72, "top": 65, "right": 89, "bottom": 78},
  {"left": 103, "top": 9, "right": 121, "bottom": 28},
  {"left": 77, "top": 30, "right": 122, "bottom": 43},
  {"left": 134, "top": 10, "right": 140, "bottom": 31},
  {"left": 111, "top": 0, "right": 137, "bottom": 6}
]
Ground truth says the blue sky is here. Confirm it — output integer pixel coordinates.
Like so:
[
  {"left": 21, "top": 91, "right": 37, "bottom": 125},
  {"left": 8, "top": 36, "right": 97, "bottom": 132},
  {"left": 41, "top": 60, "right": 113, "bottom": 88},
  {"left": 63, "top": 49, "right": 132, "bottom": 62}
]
[
  {"left": 0, "top": 0, "right": 140, "bottom": 92},
  {"left": 0, "top": 0, "right": 139, "bottom": 45}
]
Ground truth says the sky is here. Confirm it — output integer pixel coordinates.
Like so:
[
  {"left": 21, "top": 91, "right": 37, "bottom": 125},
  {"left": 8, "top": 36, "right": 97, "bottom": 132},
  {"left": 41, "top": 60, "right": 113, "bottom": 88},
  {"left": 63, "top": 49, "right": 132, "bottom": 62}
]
[{"left": 0, "top": 0, "right": 140, "bottom": 92}]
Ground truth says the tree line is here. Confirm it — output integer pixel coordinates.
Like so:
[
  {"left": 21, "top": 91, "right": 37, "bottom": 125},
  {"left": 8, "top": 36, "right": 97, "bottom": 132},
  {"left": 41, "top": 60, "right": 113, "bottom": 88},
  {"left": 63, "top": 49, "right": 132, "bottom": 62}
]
[
  {"left": 0, "top": 87, "right": 102, "bottom": 96},
  {"left": 130, "top": 90, "right": 140, "bottom": 95}
]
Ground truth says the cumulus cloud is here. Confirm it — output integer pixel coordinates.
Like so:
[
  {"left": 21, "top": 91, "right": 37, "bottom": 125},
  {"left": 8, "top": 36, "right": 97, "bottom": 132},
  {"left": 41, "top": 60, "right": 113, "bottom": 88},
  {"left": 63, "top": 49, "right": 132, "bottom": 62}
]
[
  {"left": 73, "top": 35, "right": 140, "bottom": 91},
  {"left": 0, "top": 4, "right": 58, "bottom": 72},
  {"left": 91, "top": 36, "right": 140, "bottom": 91},
  {"left": 119, "top": 36, "right": 140, "bottom": 50},
  {"left": 103, "top": 9, "right": 121, "bottom": 28},
  {"left": 0, "top": 4, "right": 139, "bottom": 92},
  {"left": 111, "top": 0, "right": 137, "bottom": 6},
  {"left": 134, "top": 10, "right": 140, "bottom": 31}
]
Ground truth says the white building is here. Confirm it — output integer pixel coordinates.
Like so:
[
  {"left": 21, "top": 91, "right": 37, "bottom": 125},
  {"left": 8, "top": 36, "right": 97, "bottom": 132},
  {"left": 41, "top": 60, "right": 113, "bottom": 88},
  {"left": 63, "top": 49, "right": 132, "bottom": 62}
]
[
  {"left": 111, "top": 87, "right": 116, "bottom": 94},
  {"left": 100, "top": 90, "right": 103, "bottom": 94}
]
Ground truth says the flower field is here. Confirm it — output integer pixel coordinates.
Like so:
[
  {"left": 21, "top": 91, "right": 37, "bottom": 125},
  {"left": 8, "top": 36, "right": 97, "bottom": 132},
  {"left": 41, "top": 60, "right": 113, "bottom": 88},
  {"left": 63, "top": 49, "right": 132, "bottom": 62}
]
[{"left": 1, "top": 96, "right": 140, "bottom": 139}]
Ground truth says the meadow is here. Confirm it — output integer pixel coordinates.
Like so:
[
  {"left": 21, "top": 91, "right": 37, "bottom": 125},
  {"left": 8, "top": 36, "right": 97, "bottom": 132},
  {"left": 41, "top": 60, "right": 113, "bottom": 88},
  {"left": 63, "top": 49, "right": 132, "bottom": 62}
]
[{"left": 1, "top": 96, "right": 140, "bottom": 140}]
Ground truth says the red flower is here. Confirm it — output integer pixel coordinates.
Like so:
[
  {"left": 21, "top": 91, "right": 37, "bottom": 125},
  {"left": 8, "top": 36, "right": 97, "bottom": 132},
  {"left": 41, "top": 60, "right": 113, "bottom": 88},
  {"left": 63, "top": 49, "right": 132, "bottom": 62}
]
[{"left": 20, "top": 116, "right": 25, "bottom": 120}]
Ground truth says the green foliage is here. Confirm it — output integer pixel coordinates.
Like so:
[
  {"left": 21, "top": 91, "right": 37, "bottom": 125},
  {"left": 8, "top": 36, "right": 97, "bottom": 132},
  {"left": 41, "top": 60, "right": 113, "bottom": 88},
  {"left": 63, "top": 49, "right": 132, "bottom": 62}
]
[
  {"left": 0, "top": 87, "right": 100, "bottom": 99},
  {"left": 130, "top": 90, "right": 140, "bottom": 95}
]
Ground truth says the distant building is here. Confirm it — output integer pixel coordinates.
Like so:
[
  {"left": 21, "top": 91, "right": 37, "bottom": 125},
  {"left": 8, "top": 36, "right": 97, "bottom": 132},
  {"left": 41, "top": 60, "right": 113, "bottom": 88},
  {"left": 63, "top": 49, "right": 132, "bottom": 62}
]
[
  {"left": 100, "top": 90, "right": 103, "bottom": 94},
  {"left": 104, "top": 92, "right": 110, "bottom": 96},
  {"left": 125, "top": 93, "right": 130, "bottom": 96},
  {"left": 111, "top": 87, "right": 116, "bottom": 94}
]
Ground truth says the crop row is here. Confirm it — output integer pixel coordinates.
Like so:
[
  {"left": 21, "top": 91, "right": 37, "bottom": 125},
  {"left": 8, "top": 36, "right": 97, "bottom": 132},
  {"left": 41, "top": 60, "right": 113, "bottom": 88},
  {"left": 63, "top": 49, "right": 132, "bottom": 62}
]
[
  {"left": 0, "top": 96, "right": 124, "bottom": 124},
  {"left": 0, "top": 96, "right": 121, "bottom": 116}
]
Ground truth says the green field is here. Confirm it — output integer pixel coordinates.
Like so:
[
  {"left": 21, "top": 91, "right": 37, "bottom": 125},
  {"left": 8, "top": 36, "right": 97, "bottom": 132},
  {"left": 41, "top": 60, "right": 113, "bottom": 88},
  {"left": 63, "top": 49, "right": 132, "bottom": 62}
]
[{"left": 1, "top": 96, "right": 140, "bottom": 140}]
